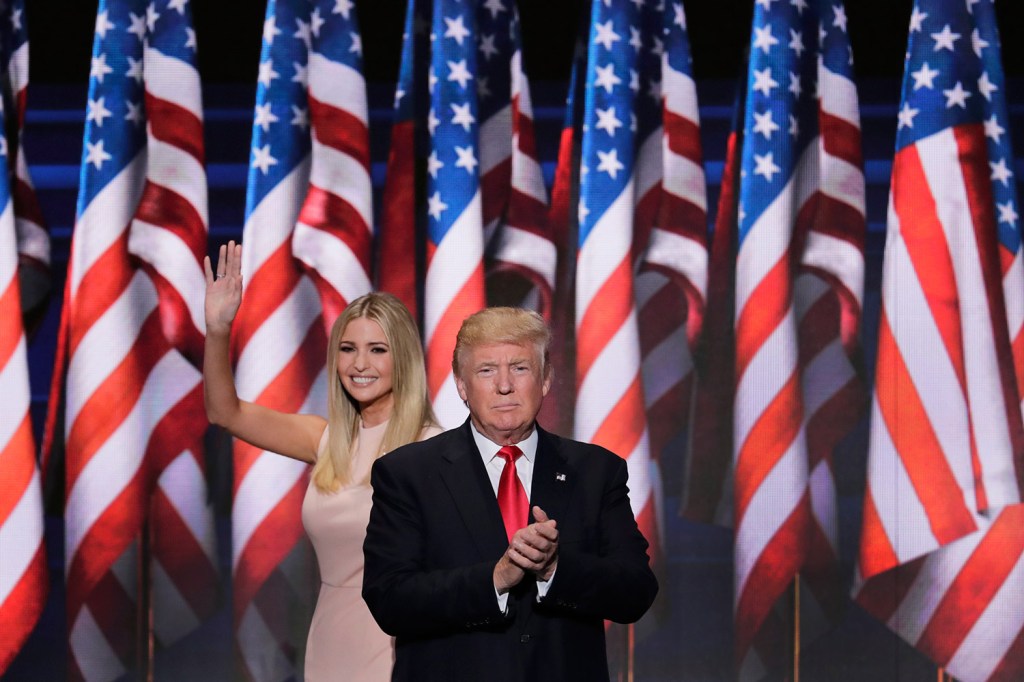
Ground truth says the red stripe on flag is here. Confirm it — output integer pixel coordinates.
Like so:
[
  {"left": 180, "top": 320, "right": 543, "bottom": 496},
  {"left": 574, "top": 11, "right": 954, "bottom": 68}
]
[
  {"left": 133, "top": 182, "right": 206, "bottom": 262},
  {"left": 734, "top": 499, "right": 808, "bottom": 660},
  {"left": 590, "top": 375, "right": 646, "bottom": 459},
  {"left": 734, "top": 371, "right": 803, "bottom": 522},
  {"left": 144, "top": 93, "right": 204, "bottom": 163},
  {"left": 67, "top": 236, "right": 134, "bottom": 357},
  {"left": 0, "top": 545, "right": 46, "bottom": 673},
  {"left": 426, "top": 263, "right": 485, "bottom": 399},
  {"left": 874, "top": 311, "right": 979, "bottom": 545},
  {"left": 734, "top": 256, "right": 789, "bottom": 383},
  {"left": 892, "top": 145, "right": 968, "bottom": 394},
  {"left": 575, "top": 254, "right": 632, "bottom": 391},
  {"left": 232, "top": 244, "right": 303, "bottom": 354},
  {"left": 151, "top": 488, "right": 219, "bottom": 617},
  {"left": 308, "top": 96, "right": 371, "bottom": 169},
  {"left": 231, "top": 478, "right": 307, "bottom": 623},
  {"left": 64, "top": 313, "right": 167, "bottom": 491},
  {"left": 916, "top": 506, "right": 1024, "bottom": 665},
  {"left": 0, "top": 416, "right": 35, "bottom": 522}
]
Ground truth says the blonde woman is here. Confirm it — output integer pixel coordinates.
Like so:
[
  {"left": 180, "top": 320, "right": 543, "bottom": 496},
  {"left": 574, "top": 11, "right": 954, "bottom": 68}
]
[{"left": 203, "top": 241, "right": 441, "bottom": 681}]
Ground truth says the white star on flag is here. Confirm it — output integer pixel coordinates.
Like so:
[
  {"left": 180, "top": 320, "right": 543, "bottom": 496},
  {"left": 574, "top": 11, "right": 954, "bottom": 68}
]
[
  {"left": 95, "top": 10, "right": 115, "bottom": 38},
  {"left": 898, "top": 102, "right": 919, "bottom": 128},
  {"left": 85, "top": 139, "right": 112, "bottom": 169},
  {"left": 444, "top": 15, "right": 470, "bottom": 45},
  {"left": 753, "top": 109, "right": 780, "bottom": 139},
  {"left": 87, "top": 97, "right": 113, "bottom": 126},
  {"left": 942, "top": 81, "right": 970, "bottom": 108},
  {"left": 753, "top": 67, "right": 779, "bottom": 95},
  {"left": 334, "top": 0, "right": 354, "bottom": 19},
  {"left": 427, "top": 191, "right": 448, "bottom": 220},
  {"left": 594, "top": 20, "right": 621, "bottom": 50},
  {"left": 258, "top": 59, "right": 279, "bottom": 86},
  {"left": 427, "top": 151, "right": 443, "bottom": 178},
  {"left": 977, "top": 72, "right": 997, "bottom": 100},
  {"left": 753, "top": 24, "right": 778, "bottom": 54},
  {"left": 450, "top": 101, "right": 474, "bottom": 130},
  {"left": 972, "top": 28, "right": 989, "bottom": 57},
  {"left": 91, "top": 54, "right": 114, "bottom": 83},
  {"left": 990, "top": 158, "right": 1013, "bottom": 186},
  {"left": 789, "top": 29, "right": 805, "bottom": 56},
  {"left": 263, "top": 16, "right": 281, "bottom": 43},
  {"left": 595, "top": 106, "right": 622, "bottom": 136},
  {"left": 251, "top": 144, "right": 278, "bottom": 174},
  {"left": 596, "top": 148, "right": 624, "bottom": 178},
  {"left": 911, "top": 62, "right": 940, "bottom": 89},
  {"left": 753, "top": 151, "right": 780, "bottom": 181},
  {"left": 594, "top": 63, "right": 621, "bottom": 93},
  {"left": 254, "top": 103, "right": 278, "bottom": 132},
  {"left": 998, "top": 201, "right": 1018, "bottom": 226},
  {"left": 447, "top": 59, "right": 472, "bottom": 88},
  {"left": 454, "top": 145, "right": 478, "bottom": 173},
  {"left": 931, "top": 24, "right": 961, "bottom": 51}
]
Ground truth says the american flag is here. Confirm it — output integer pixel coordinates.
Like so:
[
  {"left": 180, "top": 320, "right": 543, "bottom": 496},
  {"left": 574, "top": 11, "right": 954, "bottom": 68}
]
[
  {"left": 478, "top": 3, "right": 555, "bottom": 315},
  {"left": 854, "top": 2, "right": 1024, "bottom": 680},
  {"left": 2, "top": 0, "right": 49, "bottom": 335},
  {"left": 231, "top": 0, "right": 326, "bottom": 679},
  {"left": 51, "top": 1, "right": 216, "bottom": 679},
  {"left": 726, "top": 0, "right": 866, "bottom": 674},
  {"left": 573, "top": 0, "right": 659, "bottom": 596},
  {"left": 0, "top": 91, "right": 47, "bottom": 674},
  {"left": 127, "top": 1, "right": 221, "bottom": 647},
  {"left": 292, "top": 0, "right": 373, "bottom": 331},
  {"left": 541, "top": 39, "right": 585, "bottom": 436},
  {"left": 423, "top": 0, "right": 487, "bottom": 428},
  {"left": 634, "top": 1, "right": 707, "bottom": 511},
  {"left": 378, "top": 0, "right": 429, "bottom": 321}
]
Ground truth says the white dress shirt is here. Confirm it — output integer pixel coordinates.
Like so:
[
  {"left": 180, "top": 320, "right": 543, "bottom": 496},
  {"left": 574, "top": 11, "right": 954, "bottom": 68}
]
[{"left": 468, "top": 422, "right": 555, "bottom": 610}]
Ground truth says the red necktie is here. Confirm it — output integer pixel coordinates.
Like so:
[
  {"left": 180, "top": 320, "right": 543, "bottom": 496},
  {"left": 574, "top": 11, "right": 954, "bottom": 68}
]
[{"left": 497, "top": 445, "right": 529, "bottom": 543}]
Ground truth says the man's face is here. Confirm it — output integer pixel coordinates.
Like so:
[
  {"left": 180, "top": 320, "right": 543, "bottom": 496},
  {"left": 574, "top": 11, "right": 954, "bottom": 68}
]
[{"left": 455, "top": 341, "right": 551, "bottom": 444}]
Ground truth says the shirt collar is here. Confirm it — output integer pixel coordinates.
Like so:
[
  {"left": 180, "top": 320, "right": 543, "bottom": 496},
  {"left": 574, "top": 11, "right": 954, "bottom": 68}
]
[{"left": 469, "top": 421, "right": 538, "bottom": 463}]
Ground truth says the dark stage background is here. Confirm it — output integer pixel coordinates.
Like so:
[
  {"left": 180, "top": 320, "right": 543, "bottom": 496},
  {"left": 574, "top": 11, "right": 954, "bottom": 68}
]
[{"left": 7, "top": 1, "right": 1024, "bottom": 680}]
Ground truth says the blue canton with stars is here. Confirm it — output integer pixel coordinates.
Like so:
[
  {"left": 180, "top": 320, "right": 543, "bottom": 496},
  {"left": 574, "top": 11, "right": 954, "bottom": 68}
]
[
  {"left": 738, "top": 0, "right": 847, "bottom": 246},
  {"left": 310, "top": 0, "right": 363, "bottom": 73},
  {"left": 245, "top": 0, "right": 313, "bottom": 217},
  {"left": 897, "top": 0, "right": 1019, "bottom": 252},
  {"left": 475, "top": 0, "right": 513, "bottom": 127},
  {"left": 0, "top": 0, "right": 28, "bottom": 83},
  {"left": 78, "top": 0, "right": 202, "bottom": 215},
  {"left": 664, "top": 1, "right": 696, "bottom": 83},
  {"left": 427, "top": 0, "right": 480, "bottom": 246},
  {"left": 577, "top": 0, "right": 641, "bottom": 247},
  {"left": 77, "top": 0, "right": 148, "bottom": 215}
]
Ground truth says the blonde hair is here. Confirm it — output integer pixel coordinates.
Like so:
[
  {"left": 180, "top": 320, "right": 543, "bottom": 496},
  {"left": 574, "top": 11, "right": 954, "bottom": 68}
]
[
  {"left": 312, "top": 292, "right": 438, "bottom": 492},
  {"left": 452, "top": 307, "right": 551, "bottom": 378}
]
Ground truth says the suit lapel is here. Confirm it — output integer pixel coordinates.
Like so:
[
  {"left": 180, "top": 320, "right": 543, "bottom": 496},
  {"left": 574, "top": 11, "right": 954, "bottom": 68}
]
[
  {"left": 439, "top": 421, "right": 509, "bottom": 559},
  {"left": 528, "top": 427, "right": 574, "bottom": 526}
]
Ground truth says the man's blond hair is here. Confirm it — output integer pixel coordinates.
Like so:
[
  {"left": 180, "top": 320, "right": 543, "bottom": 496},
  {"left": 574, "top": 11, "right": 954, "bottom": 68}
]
[{"left": 452, "top": 307, "right": 551, "bottom": 376}]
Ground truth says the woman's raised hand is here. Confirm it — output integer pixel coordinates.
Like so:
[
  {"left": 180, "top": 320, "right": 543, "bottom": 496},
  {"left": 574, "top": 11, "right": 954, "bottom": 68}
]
[{"left": 204, "top": 240, "right": 243, "bottom": 335}]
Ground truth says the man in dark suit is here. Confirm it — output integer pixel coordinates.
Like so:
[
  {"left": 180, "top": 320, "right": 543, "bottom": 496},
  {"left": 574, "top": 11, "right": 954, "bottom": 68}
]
[{"left": 362, "top": 307, "right": 658, "bottom": 681}]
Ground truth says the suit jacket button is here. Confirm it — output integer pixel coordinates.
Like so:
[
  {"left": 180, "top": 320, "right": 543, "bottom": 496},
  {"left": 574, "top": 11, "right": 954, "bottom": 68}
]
[{"left": 520, "top": 635, "right": 531, "bottom": 643}]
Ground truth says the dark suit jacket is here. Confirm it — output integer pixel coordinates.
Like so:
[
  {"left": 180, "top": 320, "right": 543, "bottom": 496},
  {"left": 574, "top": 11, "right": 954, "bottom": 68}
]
[{"left": 362, "top": 420, "right": 658, "bottom": 682}]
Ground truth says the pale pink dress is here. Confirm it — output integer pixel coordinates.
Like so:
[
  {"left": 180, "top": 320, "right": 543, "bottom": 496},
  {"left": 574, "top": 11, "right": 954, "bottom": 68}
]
[{"left": 301, "top": 420, "right": 440, "bottom": 681}]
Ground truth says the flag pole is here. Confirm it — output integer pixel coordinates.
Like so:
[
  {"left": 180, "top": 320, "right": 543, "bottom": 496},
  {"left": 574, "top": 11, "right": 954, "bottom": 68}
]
[
  {"left": 627, "top": 622, "right": 635, "bottom": 682},
  {"left": 138, "top": 525, "right": 154, "bottom": 682},
  {"left": 793, "top": 576, "right": 800, "bottom": 682}
]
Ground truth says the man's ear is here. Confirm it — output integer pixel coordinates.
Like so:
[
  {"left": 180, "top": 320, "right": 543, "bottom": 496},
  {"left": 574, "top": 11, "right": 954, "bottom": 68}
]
[
  {"left": 542, "top": 365, "right": 552, "bottom": 397},
  {"left": 455, "top": 373, "right": 468, "bottom": 402}
]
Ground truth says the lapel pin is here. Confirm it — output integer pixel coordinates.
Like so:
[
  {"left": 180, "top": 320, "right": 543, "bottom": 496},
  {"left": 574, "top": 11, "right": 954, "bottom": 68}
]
[{"left": 555, "top": 472, "right": 566, "bottom": 482}]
